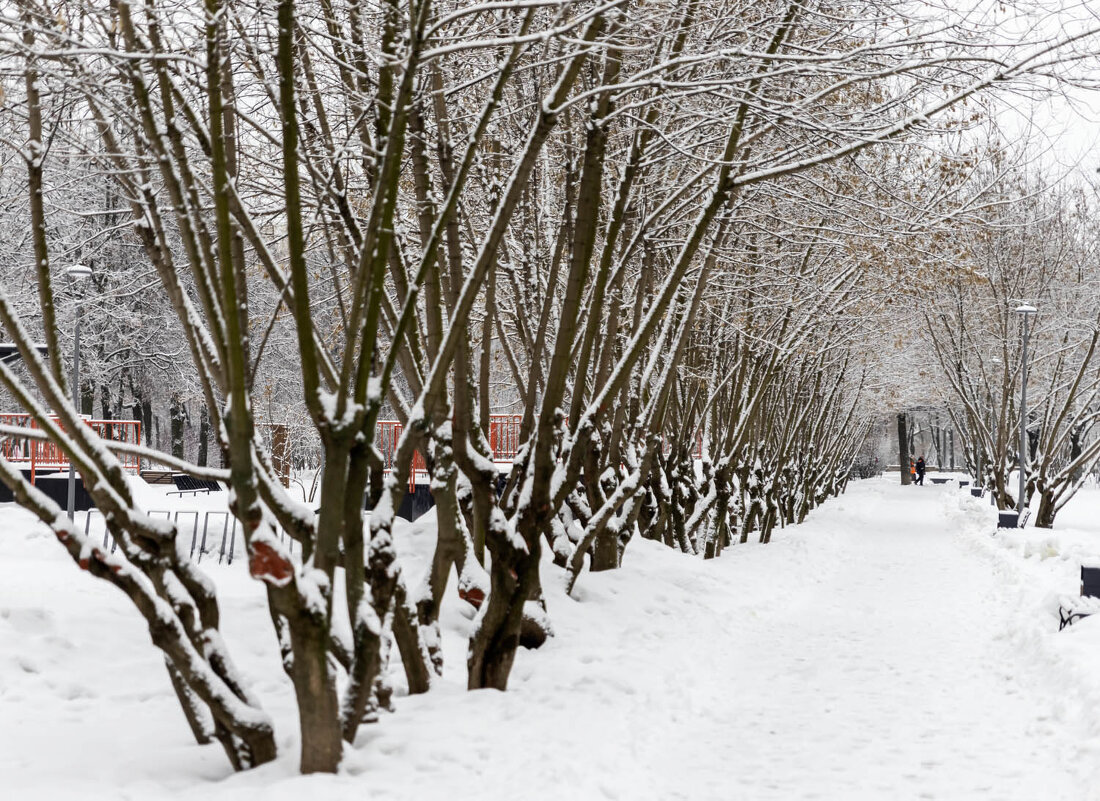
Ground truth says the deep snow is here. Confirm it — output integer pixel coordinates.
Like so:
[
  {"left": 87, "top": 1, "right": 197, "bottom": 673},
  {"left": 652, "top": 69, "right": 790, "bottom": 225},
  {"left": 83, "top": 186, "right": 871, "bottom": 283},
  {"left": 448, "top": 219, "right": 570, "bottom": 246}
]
[{"left": 2, "top": 478, "right": 1099, "bottom": 799}]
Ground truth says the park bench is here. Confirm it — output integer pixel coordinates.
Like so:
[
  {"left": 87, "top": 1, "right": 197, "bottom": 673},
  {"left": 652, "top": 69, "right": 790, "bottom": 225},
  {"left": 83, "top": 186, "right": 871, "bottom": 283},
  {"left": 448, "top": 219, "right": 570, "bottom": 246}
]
[
  {"left": 168, "top": 474, "right": 222, "bottom": 496},
  {"left": 996, "top": 508, "right": 1030, "bottom": 529},
  {"left": 929, "top": 477, "right": 949, "bottom": 485},
  {"left": 141, "top": 469, "right": 175, "bottom": 485},
  {"left": 1058, "top": 566, "right": 1100, "bottom": 630},
  {"left": 970, "top": 486, "right": 984, "bottom": 498}
]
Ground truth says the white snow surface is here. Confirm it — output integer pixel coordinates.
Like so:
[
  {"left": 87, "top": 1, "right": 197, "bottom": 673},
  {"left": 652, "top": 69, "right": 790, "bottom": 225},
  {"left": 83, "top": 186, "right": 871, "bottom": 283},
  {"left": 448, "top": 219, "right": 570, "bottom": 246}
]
[{"left": 2, "top": 478, "right": 1100, "bottom": 799}]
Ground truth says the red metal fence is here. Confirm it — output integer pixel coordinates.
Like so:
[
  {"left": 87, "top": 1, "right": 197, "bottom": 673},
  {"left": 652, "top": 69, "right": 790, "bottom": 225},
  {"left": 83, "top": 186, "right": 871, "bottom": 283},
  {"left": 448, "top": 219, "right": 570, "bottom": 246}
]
[
  {"left": 0, "top": 413, "right": 142, "bottom": 483},
  {"left": 376, "top": 414, "right": 524, "bottom": 490},
  {"left": 376, "top": 420, "right": 427, "bottom": 492},
  {"left": 488, "top": 414, "right": 522, "bottom": 460},
  {"left": 0, "top": 409, "right": 699, "bottom": 491},
  {"left": 374, "top": 415, "right": 702, "bottom": 488}
]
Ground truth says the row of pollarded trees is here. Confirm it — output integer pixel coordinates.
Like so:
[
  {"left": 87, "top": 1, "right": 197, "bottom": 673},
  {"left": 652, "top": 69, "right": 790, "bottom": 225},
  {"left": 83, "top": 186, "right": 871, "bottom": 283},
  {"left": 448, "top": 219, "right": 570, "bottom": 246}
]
[
  {"left": 1, "top": 0, "right": 1096, "bottom": 777},
  {"left": 925, "top": 171, "right": 1100, "bottom": 527}
]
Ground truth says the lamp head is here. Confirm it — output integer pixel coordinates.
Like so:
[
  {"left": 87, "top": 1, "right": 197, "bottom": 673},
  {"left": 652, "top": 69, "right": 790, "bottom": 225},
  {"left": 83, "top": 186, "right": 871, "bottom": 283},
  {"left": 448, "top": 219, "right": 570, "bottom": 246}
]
[
  {"left": 66, "top": 264, "right": 92, "bottom": 282},
  {"left": 1014, "top": 304, "right": 1037, "bottom": 315}
]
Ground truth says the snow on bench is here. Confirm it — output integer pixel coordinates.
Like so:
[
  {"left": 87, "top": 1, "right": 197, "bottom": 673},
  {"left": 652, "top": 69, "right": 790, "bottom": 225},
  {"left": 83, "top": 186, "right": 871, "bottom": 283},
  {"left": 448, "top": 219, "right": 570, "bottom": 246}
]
[
  {"left": 1058, "top": 566, "right": 1100, "bottom": 631},
  {"left": 1057, "top": 595, "right": 1100, "bottom": 631}
]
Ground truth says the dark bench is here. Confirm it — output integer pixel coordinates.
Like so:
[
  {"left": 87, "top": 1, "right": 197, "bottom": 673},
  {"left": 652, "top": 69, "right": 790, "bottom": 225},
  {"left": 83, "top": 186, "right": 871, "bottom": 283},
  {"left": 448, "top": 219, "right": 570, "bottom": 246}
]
[
  {"left": 929, "top": 477, "right": 949, "bottom": 485},
  {"left": 168, "top": 474, "right": 222, "bottom": 496},
  {"left": 1059, "top": 567, "right": 1100, "bottom": 630},
  {"left": 970, "top": 486, "right": 984, "bottom": 498},
  {"left": 996, "top": 508, "right": 1030, "bottom": 529}
]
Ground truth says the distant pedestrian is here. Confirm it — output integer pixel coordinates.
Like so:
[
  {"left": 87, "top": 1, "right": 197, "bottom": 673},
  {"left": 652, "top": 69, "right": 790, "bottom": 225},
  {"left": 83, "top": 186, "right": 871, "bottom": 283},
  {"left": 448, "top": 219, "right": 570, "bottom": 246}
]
[{"left": 916, "top": 455, "right": 926, "bottom": 485}]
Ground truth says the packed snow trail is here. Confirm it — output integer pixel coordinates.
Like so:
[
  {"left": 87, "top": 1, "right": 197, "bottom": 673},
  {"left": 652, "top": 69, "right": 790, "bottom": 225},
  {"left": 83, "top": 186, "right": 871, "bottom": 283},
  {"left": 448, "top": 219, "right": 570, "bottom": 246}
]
[
  {"left": 629, "top": 481, "right": 1085, "bottom": 800},
  {"left": 365, "top": 479, "right": 1086, "bottom": 801},
  {"left": 0, "top": 479, "right": 1092, "bottom": 800}
]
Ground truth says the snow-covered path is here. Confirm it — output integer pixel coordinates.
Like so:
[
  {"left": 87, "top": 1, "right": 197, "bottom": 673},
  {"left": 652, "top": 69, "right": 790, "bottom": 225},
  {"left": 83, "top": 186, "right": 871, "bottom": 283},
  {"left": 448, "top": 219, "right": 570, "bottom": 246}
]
[
  {"left": 0, "top": 480, "right": 1092, "bottom": 800},
  {"left": 360, "top": 480, "right": 1086, "bottom": 801},
  {"left": 640, "top": 483, "right": 1084, "bottom": 800}
]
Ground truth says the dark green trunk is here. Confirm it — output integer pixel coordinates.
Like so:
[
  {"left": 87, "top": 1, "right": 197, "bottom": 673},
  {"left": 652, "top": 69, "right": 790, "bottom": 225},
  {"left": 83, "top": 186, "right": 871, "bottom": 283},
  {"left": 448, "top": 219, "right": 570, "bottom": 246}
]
[
  {"left": 170, "top": 394, "right": 185, "bottom": 459},
  {"left": 198, "top": 406, "right": 210, "bottom": 467}
]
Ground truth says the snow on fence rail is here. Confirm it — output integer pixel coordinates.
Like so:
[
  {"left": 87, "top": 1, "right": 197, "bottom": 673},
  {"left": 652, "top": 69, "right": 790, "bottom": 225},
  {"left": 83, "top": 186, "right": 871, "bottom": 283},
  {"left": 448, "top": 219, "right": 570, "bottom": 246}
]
[{"left": 0, "top": 413, "right": 141, "bottom": 483}]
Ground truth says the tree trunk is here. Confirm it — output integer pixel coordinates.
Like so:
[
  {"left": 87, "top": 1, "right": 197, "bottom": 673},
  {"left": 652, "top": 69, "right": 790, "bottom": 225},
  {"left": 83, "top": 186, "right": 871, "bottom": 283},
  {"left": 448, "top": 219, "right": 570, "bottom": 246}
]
[
  {"left": 1034, "top": 490, "right": 1057, "bottom": 529},
  {"left": 392, "top": 580, "right": 433, "bottom": 694},
  {"left": 416, "top": 453, "right": 468, "bottom": 674},
  {"left": 170, "top": 394, "right": 185, "bottom": 459},
  {"left": 467, "top": 538, "right": 540, "bottom": 690},
  {"left": 270, "top": 424, "right": 290, "bottom": 484},
  {"left": 81, "top": 379, "right": 95, "bottom": 416},
  {"left": 142, "top": 396, "right": 153, "bottom": 448},
  {"left": 591, "top": 531, "right": 620, "bottom": 571},
  {"left": 897, "top": 412, "right": 911, "bottom": 486},
  {"left": 198, "top": 406, "right": 210, "bottom": 467},
  {"left": 100, "top": 384, "right": 113, "bottom": 420},
  {"left": 286, "top": 617, "right": 342, "bottom": 772},
  {"left": 1070, "top": 426, "right": 1083, "bottom": 484}
]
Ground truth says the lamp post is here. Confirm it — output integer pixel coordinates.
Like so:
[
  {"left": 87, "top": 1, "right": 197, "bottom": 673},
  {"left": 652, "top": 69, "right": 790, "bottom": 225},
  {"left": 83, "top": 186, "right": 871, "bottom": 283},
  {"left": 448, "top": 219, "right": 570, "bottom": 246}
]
[
  {"left": 66, "top": 264, "right": 92, "bottom": 520},
  {"left": 1015, "top": 304, "right": 1037, "bottom": 521}
]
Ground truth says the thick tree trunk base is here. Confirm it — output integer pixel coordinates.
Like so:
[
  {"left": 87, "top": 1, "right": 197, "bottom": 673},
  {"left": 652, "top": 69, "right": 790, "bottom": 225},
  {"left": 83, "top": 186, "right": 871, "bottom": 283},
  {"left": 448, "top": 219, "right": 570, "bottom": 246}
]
[
  {"left": 289, "top": 624, "right": 342, "bottom": 772},
  {"left": 590, "top": 531, "right": 619, "bottom": 571},
  {"left": 468, "top": 550, "right": 539, "bottom": 691}
]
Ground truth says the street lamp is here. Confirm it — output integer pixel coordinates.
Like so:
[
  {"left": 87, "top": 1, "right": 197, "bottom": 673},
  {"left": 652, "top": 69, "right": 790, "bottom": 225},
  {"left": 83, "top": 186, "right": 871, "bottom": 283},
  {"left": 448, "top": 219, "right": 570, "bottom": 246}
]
[
  {"left": 1015, "top": 303, "right": 1037, "bottom": 522},
  {"left": 66, "top": 263, "right": 92, "bottom": 520}
]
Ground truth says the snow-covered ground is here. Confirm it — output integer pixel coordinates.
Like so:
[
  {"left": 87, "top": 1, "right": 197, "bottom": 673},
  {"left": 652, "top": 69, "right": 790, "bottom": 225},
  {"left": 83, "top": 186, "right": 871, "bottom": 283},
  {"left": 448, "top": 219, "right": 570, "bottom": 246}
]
[{"left": 2, "top": 478, "right": 1100, "bottom": 799}]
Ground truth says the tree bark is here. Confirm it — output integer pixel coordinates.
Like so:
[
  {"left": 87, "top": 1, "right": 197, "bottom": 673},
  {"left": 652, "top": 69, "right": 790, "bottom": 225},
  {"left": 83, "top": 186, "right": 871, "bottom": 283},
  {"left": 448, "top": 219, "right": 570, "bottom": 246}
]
[
  {"left": 198, "top": 406, "right": 210, "bottom": 467},
  {"left": 170, "top": 393, "right": 185, "bottom": 459},
  {"left": 897, "top": 412, "right": 911, "bottom": 486},
  {"left": 1034, "top": 490, "right": 1056, "bottom": 529}
]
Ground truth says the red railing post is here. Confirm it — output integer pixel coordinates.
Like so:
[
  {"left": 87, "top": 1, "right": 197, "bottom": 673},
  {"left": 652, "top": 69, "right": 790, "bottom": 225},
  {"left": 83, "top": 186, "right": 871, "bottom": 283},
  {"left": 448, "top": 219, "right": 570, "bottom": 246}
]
[{"left": 29, "top": 416, "right": 36, "bottom": 485}]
